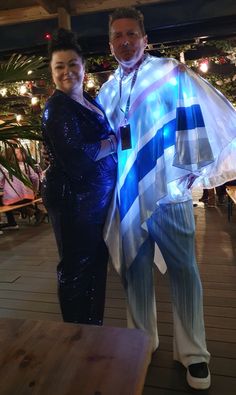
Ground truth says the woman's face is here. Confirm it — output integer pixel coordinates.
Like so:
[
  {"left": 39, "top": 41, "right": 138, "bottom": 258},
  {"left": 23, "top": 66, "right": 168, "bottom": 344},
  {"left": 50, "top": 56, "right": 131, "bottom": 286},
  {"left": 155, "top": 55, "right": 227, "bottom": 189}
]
[{"left": 50, "top": 50, "right": 85, "bottom": 95}]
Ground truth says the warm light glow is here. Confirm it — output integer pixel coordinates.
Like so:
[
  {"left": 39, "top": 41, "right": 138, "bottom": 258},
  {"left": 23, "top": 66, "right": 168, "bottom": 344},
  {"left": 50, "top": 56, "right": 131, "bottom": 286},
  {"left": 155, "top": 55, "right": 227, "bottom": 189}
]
[
  {"left": 16, "top": 114, "right": 22, "bottom": 123},
  {"left": 86, "top": 79, "right": 94, "bottom": 88},
  {"left": 199, "top": 61, "right": 209, "bottom": 73},
  {"left": 27, "top": 70, "right": 33, "bottom": 75},
  {"left": 31, "top": 97, "right": 39, "bottom": 105},
  {"left": 19, "top": 85, "right": 27, "bottom": 95},
  {"left": 0, "top": 88, "right": 7, "bottom": 96}
]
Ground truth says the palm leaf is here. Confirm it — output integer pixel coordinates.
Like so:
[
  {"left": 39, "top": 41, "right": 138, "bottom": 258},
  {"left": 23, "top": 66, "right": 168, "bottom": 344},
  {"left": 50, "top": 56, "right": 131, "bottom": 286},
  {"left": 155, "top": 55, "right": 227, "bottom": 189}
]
[
  {"left": 0, "top": 119, "right": 42, "bottom": 141},
  {"left": 0, "top": 54, "right": 48, "bottom": 83}
]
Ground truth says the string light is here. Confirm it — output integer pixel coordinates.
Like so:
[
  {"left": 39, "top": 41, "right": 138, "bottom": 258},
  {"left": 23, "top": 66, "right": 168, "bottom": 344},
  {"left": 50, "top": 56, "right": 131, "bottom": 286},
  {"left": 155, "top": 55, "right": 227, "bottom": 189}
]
[
  {"left": 0, "top": 88, "right": 7, "bottom": 96},
  {"left": 31, "top": 97, "right": 39, "bottom": 105},
  {"left": 86, "top": 78, "right": 95, "bottom": 88},
  {"left": 19, "top": 85, "right": 27, "bottom": 95},
  {"left": 199, "top": 60, "right": 209, "bottom": 73},
  {"left": 16, "top": 114, "right": 22, "bottom": 123}
]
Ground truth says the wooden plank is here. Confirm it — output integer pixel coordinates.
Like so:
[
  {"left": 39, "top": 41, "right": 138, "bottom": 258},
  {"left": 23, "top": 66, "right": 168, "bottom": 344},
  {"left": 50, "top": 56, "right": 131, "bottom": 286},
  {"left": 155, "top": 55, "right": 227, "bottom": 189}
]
[
  {"left": 158, "top": 335, "right": 236, "bottom": 359},
  {"left": 0, "top": 318, "right": 151, "bottom": 395},
  {"left": 151, "top": 349, "right": 236, "bottom": 377},
  {"left": 0, "top": 269, "right": 56, "bottom": 279},
  {"left": 145, "top": 365, "right": 236, "bottom": 395},
  {"left": 0, "top": 298, "right": 60, "bottom": 313},
  {"left": 0, "top": 198, "right": 42, "bottom": 213},
  {"left": 0, "top": 273, "right": 21, "bottom": 283},
  {"left": 226, "top": 186, "right": 236, "bottom": 204},
  {"left": 0, "top": 289, "right": 58, "bottom": 303},
  {"left": 70, "top": 0, "right": 170, "bottom": 15},
  {"left": 0, "top": 6, "right": 57, "bottom": 25},
  {"left": 36, "top": 0, "right": 58, "bottom": 13},
  {"left": 0, "top": 308, "right": 60, "bottom": 321}
]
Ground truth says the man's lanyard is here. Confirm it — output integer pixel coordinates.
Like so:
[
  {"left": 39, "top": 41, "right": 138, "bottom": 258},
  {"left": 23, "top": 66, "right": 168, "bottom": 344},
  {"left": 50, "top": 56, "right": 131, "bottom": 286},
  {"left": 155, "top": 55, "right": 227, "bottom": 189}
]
[{"left": 119, "top": 65, "right": 140, "bottom": 125}]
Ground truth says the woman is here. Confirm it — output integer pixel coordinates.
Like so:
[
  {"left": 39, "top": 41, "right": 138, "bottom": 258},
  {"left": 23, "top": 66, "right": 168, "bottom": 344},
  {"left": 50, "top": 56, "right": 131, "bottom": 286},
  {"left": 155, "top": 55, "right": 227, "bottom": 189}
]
[
  {"left": 41, "top": 29, "right": 117, "bottom": 325},
  {"left": 0, "top": 144, "right": 39, "bottom": 230}
]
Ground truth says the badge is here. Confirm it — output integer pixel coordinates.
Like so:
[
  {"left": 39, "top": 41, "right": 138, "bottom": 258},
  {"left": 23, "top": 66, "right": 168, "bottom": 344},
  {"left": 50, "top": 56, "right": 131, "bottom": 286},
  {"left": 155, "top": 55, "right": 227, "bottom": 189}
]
[{"left": 120, "top": 124, "right": 132, "bottom": 150}]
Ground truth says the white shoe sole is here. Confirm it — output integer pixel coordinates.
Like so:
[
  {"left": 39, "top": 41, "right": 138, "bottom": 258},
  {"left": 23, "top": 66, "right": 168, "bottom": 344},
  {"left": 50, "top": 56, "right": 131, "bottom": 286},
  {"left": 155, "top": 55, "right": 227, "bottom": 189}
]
[{"left": 187, "top": 369, "right": 211, "bottom": 390}]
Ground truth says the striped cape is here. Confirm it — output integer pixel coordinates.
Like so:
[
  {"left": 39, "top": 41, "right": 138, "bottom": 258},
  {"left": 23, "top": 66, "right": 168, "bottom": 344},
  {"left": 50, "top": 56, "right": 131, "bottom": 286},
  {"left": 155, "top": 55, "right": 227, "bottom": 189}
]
[{"left": 97, "top": 55, "right": 236, "bottom": 272}]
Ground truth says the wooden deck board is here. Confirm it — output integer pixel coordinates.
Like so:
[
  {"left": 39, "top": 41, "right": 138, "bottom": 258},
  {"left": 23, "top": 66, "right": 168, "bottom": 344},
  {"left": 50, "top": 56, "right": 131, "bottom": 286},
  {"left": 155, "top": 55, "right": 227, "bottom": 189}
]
[{"left": 0, "top": 193, "right": 236, "bottom": 394}]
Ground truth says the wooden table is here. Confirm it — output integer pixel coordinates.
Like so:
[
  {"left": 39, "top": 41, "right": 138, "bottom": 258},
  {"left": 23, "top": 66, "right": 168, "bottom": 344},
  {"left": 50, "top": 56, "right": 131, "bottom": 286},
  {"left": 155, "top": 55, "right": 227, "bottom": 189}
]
[
  {"left": 0, "top": 197, "right": 42, "bottom": 214},
  {"left": 0, "top": 318, "right": 151, "bottom": 395}
]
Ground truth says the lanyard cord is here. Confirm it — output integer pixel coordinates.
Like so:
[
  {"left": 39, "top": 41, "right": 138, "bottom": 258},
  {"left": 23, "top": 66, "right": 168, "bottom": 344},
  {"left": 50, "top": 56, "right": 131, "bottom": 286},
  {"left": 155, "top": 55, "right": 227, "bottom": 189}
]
[{"left": 119, "top": 66, "right": 140, "bottom": 124}]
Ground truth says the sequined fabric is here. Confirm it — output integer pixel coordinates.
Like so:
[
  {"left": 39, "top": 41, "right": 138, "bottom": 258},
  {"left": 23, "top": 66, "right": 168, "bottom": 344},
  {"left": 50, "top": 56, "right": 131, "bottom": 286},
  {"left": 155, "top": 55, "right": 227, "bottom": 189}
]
[{"left": 41, "top": 89, "right": 117, "bottom": 324}]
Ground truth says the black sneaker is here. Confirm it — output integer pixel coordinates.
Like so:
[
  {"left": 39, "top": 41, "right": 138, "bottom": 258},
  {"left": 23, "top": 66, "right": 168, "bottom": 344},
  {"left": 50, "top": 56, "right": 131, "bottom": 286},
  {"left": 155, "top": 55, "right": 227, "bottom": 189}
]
[
  {"left": 0, "top": 223, "right": 19, "bottom": 230},
  {"left": 187, "top": 362, "right": 211, "bottom": 390}
]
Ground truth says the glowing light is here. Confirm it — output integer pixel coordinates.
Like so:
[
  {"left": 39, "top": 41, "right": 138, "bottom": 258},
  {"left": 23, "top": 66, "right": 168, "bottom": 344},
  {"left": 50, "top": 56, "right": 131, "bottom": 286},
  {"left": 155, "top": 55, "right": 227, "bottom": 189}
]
[
  {"left": 0, "top": 88, "right": 7, "bottom": 96},
  {"left": 199, "top": 61, "right": 208, "bottom": 73},
  {"left": 27, "top": 70, "right": 33, "bottom": 75},
  {"left": 44, "top": 33, "right": 52, "bottom": 40},
  {"left": 19, "top": 85, "right": 27, "bottom": 95},
  {"left": 31, "top": 97, "right": 39, "bottom": 105},
  {"left": 16, "top": 114, "right": 22, "bottom": 123},
  {"left": 86, "top": 79, "right": 94, "bottom": 88}
]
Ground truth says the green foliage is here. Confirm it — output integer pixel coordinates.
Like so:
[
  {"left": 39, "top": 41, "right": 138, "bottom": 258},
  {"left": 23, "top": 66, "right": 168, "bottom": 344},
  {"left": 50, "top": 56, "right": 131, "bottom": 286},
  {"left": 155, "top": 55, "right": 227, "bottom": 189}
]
[{"left": 0, "top": 54, "right": 48, "bottom": 83}]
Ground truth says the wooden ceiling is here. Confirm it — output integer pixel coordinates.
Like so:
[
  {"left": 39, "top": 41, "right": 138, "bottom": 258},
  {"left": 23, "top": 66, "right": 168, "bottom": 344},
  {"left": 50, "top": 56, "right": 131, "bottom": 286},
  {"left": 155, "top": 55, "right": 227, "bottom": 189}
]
[
  {"left": 0, "top": 0, "right": 170, "bottom": 26},
  {"left": 0, "top": 1, "right": 236, "bottom": 56}
]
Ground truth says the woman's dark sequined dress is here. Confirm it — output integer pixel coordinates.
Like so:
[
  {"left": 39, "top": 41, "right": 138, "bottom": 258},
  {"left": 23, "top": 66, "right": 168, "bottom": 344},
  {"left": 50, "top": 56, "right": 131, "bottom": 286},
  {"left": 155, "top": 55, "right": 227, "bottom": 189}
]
[{"left": 41, "top": 89, "right": 117, "bottom": 325}]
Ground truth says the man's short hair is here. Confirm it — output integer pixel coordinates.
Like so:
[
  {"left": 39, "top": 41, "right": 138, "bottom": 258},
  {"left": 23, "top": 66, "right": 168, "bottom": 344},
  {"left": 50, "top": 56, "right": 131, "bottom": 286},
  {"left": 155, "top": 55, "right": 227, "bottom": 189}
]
[{"left": 109, "top": 7, "right": 146, "bottom": 37}]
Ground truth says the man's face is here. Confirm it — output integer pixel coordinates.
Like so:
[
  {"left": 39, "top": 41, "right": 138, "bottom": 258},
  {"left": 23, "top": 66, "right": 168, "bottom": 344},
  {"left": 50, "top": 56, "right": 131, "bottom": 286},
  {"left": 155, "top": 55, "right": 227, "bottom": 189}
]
[{"left": 109, "top": 18, "right": 147, "bottom": 70}]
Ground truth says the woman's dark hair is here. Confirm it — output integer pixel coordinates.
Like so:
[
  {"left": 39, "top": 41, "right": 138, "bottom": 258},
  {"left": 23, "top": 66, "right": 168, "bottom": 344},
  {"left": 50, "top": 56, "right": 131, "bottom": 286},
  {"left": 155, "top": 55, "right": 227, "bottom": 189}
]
[{"left": 48, "top": 28, "right": 85, "bottom": 63}]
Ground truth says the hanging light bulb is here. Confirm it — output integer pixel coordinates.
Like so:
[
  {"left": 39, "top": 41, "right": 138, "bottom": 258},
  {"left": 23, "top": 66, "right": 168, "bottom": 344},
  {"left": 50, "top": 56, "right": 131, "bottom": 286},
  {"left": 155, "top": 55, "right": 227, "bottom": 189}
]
[{"left": 27, "top": 70, "right": 33, "bottom": 75}]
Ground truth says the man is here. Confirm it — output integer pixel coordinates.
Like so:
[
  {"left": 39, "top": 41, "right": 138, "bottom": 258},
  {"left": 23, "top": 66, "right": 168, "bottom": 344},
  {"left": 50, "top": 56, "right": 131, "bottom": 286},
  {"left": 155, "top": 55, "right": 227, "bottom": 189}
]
[{"left": 97, "top": 7, "right": 236, "bottom": 391}]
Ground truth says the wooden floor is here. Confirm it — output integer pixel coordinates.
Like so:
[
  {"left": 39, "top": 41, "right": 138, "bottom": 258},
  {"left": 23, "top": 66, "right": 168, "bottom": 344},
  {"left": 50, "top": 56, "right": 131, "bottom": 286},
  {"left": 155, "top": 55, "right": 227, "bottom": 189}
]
[{"left": 0, "top": 193, "right": 235, "bottom": 394}]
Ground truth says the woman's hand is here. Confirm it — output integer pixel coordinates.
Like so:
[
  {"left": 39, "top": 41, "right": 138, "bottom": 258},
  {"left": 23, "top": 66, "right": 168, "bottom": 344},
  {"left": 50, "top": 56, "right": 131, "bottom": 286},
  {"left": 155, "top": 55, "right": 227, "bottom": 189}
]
[{"left": 95, "top": 134, "right": 117, "bottom": 161}]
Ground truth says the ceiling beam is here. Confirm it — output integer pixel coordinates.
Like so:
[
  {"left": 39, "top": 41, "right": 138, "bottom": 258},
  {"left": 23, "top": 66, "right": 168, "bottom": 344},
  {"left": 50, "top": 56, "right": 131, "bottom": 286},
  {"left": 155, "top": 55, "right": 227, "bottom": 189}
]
[
  {"left": 35, "top": 1, "right": 58, "bottom": 14},
  {"left": 58, "top": 6, "right": 71, "bottom": 29},
  {"left": 0, "top": 0, "right": 164, "bottom": 26},
  {"left": 0, "top": 6, "right": 57, "bottom": 26},
  {"left": 70, "top": 0, "right": 165, "bottom": 15},
  {"left": 36, "top": 0, "right": 71, "bottom": 14}
]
